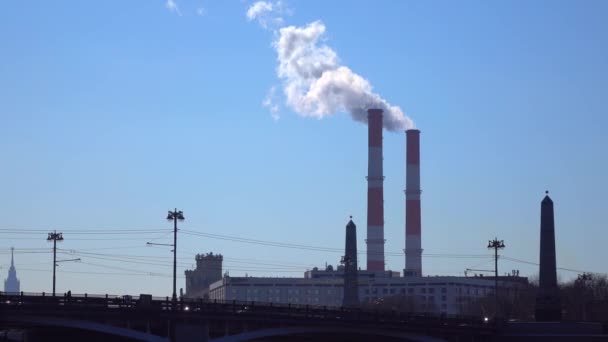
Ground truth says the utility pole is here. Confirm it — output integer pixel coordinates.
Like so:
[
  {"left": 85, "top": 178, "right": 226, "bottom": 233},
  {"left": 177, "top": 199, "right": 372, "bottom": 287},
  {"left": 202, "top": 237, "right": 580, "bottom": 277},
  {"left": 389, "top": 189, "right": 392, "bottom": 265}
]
[
  {"left": 167, "top": 209, "right": 184, "bottom": 309},
  {"left": 488, "top": 238, "right": 505, "bottom": 318},
  {"left": 47, "top": 231, "right": 64, "bottom": 296}
]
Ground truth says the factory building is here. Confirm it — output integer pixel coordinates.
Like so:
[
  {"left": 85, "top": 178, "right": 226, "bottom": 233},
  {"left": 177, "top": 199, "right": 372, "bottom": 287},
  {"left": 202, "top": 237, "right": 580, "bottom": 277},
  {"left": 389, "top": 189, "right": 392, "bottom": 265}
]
[{"left": 208, "top": 269, "right": 526, "bottom": 315}]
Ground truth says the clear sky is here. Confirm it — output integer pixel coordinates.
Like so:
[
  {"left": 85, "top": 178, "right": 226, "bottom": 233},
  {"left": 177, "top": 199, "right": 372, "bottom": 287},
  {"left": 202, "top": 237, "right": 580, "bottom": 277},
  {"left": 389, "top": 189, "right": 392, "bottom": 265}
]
[{"left": 1, "top": 0, "right": 607, "bottom": 296}]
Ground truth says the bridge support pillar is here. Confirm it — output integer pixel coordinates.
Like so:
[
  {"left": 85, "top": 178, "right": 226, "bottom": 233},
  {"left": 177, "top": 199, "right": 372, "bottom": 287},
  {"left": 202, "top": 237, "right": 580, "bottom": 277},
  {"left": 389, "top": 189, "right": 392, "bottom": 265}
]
[{"left": 175, "top": 322, "right": 209, "bottom": 342}]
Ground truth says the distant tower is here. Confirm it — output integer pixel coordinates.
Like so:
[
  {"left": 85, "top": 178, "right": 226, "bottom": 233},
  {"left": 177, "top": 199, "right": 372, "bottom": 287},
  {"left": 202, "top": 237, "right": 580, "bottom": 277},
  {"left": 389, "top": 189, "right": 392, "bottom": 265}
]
[
  {"left": 366, "top": 109, "right": 385, "bottom": 271},
  {"left": 184, "top": 252, "right": 223, "bottom": 298},
  {"left": 535, "top": 192, "right": 562, "bottom": 321},
  {"left": 404, "top": 129, "right": 422, "bottom": 277},
  {"left": 342, "top": 217, "right": 359, "bottom": 307},
  {"left": 4, "top": 247, "right": 20, "bottom": 293}
]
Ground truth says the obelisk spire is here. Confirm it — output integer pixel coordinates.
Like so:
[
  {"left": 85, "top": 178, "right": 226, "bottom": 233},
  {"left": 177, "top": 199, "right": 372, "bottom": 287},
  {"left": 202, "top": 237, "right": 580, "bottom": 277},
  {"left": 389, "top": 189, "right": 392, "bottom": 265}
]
[{"left": 535, "top": 191, "right": 562, "bottom": 321}]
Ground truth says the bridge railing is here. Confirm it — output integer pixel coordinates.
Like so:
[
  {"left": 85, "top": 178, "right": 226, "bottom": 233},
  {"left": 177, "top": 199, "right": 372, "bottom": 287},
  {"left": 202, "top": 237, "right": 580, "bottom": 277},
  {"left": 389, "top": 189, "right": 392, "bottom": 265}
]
[{"left": 0, "top": 292, "right": 489, "bottom": 330}]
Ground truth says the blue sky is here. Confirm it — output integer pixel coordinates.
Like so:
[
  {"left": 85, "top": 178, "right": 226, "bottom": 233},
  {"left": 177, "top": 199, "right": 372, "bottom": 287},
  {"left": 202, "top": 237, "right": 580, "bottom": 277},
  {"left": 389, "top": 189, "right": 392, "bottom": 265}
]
[{"left": 1, "top": 0, "right": 607, "bottom": 296}]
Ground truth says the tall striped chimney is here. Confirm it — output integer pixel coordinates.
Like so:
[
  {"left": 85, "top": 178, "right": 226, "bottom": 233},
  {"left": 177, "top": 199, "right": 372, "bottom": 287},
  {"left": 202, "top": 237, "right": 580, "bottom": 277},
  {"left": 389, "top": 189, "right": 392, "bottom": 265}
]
[
  {"left": 404, "top": 129, "right": 422, "bottom": 277},
  {"left": 366, "top": 109, "right": 385, "bottom": 271}
]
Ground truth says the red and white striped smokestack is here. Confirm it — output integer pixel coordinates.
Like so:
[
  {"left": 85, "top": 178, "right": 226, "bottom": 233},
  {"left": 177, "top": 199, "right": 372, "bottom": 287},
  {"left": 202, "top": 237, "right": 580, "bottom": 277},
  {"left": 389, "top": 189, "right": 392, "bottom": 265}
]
[
  {"left": 366, "top": 109, "right": 385, "bottom": 271},
  {"left": 404, "top": 129, "right": 422, "bottom": 277}
]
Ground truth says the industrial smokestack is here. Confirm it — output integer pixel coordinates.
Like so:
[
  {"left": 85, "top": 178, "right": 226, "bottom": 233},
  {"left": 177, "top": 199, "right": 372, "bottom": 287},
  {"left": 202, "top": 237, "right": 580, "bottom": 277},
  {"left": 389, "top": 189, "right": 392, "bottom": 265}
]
[
  {"left": 366, "top": 109, "right": 385, "bottom": 271},
  {"left": 404, "top": 129, "right": 422, "bottom": 277}
]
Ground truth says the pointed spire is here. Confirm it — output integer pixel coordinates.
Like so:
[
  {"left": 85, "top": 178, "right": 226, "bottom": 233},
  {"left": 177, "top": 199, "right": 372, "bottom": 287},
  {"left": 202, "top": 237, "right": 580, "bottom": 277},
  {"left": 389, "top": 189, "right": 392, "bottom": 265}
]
[
  {"left": 10, "top": 247, "right": 14, "bottom": 267},
  {"left": 542, "top": 190, "right": 553, "bottom": 204}
]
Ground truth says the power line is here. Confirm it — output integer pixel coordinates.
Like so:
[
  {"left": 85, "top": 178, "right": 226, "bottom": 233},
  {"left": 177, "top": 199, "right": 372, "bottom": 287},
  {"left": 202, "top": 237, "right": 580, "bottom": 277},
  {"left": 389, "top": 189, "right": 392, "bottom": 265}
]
[
  {"left": 57, "top": 250, "right": 308, "bottom": 272},
  {"left": 502, "top": 255, "right": 608, "bottom": 276},
  {"left": 180, "top": 230, "right": 491, "bottom": 258},
  {"left": 0, "top": 228, "right": 171, "bottom": 233}
]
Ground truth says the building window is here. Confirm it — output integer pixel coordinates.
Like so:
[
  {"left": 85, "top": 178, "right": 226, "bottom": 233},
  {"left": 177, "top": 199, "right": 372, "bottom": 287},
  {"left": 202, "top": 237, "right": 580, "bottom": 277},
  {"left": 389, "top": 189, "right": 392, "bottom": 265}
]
[
  {"left": 400, "top": 288, "right": 406, "bottom": 294},
  {"left": 382, "top": 288, "right": 388, "bottom": 294},
  {"left": 442, "top": 295, "right": 447, "bottom": 301},
  {"left": 364, "top": 289, "right": 369, "bottom": 295},
  {"left": 441, "top": 287, "right": 447, "bottom": 293},
  {"left": 408, "top": 288, "right": 414, "bottom": 294},
  {"left": 390, "top": 288, "right": 395, "bottom": 294},
  {"left": 429, "top": 288, "right": 435, "bottom": 294},
  {"left": 420, "top": 288, "right": 426, "bottom": 294}
]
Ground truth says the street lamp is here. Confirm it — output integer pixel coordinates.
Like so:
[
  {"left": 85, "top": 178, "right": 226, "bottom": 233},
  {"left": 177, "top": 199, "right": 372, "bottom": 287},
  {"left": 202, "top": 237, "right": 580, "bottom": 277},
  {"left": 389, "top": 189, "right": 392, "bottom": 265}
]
[
  {"left": 167, "top": 209, "right": 184, "bottom": 307},
  {"left": 488, "top": 238, "right": 505, "bottom": 317},
  {"left": 47, "top": 231, "right": 64, "bottom": 296}
]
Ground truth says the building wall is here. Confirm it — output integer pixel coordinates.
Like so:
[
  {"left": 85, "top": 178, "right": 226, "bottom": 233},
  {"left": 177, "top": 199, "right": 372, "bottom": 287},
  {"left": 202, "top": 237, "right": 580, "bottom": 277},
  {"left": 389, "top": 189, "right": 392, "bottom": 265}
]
[{"left": 208, "top": 274, "right": 526, "bottom": 316}]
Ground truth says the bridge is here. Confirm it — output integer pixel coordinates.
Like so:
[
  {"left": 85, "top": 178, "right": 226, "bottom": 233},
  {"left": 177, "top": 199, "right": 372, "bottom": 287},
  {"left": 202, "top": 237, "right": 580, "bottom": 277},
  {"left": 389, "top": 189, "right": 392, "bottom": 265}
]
[{"left": 0, "top": 292, "right": 494, "bottom": 341}]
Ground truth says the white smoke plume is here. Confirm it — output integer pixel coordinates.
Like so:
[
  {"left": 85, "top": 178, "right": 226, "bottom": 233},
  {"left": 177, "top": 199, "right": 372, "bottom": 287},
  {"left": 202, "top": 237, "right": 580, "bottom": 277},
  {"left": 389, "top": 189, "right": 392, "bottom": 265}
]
[
  {"left": 273, "top": 21, "right": 413, "bottom": 131},
  {"left": 165, "top": 0, "right": 182, "bottom": 16},
  {"left": 246, "top": 1, "right": 287, "bottom": 29}
]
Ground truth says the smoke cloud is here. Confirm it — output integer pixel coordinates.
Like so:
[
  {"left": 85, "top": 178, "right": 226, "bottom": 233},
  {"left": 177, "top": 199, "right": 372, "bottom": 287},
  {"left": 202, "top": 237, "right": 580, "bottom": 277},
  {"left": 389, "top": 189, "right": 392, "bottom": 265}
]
[
  {"left": 165, "top": 0, "right": 182, "bottom": 16},
  {"left": 246, "top": 1, "right": 287, "bottom": 29},
  {"left": 273, "top": 21, "right": 413, "bottom": 131}
]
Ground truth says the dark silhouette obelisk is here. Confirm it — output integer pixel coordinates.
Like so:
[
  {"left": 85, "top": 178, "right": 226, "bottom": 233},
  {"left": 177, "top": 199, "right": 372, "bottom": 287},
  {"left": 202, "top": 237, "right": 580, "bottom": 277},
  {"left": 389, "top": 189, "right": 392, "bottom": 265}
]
[
  {"left": 535, "top": 191, "right": 562, "bottom": 321},
  {"left": 342, "top": 217, "right": 359, "bottom": 307}
]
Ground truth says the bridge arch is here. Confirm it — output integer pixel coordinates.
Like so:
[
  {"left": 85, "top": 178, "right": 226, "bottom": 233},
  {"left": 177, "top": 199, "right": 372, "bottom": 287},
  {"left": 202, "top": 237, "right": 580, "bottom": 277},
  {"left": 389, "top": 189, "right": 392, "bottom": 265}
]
[
  {"left": 2, "top": 315, "right": 167, "bottom": 342},
  {"left": 211, "top": 326, "right": 448, "bottom": 342}
]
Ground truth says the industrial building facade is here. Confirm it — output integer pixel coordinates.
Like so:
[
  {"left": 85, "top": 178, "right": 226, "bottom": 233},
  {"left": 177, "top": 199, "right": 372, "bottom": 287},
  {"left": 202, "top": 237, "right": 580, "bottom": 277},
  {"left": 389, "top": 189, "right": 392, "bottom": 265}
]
[{"left": 207, "top": 269, "right": 526, "bottom": 315}]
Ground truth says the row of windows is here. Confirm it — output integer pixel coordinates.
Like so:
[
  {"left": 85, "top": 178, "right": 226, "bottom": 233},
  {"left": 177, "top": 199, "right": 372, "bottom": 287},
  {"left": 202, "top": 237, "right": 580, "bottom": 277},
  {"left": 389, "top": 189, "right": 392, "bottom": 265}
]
[
  {"left": 363, "top": 287, "right": 449, "bottom": 295},
  {"left": 228, "top": 286, "right": 490, "bottom": 297},
  {"left": 232, "top": 288, "right": 336, "bottom": 295},
  {"left": 243, "top": 296, "right": 326, "bottom": 304}
]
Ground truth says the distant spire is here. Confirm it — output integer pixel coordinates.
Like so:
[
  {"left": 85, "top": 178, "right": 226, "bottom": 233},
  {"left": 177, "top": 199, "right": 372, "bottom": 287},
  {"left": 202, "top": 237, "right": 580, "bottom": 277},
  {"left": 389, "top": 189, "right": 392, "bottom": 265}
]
[
  {"left": 10, "top": 247, "right": 14, "bottom": 267},
  {"left": 545, "top": 190, "right": 549, "bottom": 195}
]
